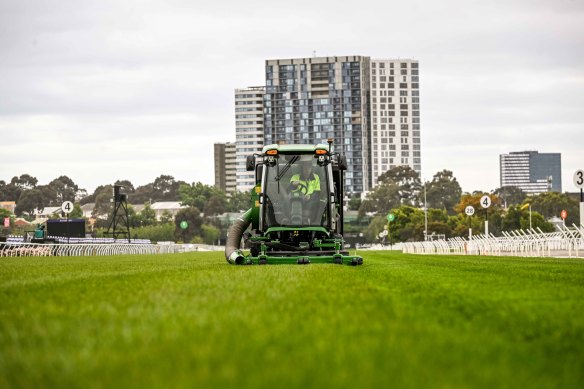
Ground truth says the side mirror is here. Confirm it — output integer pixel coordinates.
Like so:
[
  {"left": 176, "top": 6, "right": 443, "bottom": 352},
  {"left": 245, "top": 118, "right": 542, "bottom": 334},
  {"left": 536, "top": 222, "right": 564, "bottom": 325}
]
[{"left": 246, "top": 155, "right": 255, "bottom": 171}]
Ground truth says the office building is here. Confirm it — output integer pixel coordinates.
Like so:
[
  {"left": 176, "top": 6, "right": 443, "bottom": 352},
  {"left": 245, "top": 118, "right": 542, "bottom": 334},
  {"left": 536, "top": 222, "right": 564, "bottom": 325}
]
[
  {"left": 214, "top": 142, "right": 236, "bottom": 194},
  {"left": 500, "top": 151, "right": 562, "bottom": 194},
  {"left": 370, "top": 59, "right": 421, "bottom": 186},
  {"left": 235, "top": 87, "right": 265, "bottom": 192}
]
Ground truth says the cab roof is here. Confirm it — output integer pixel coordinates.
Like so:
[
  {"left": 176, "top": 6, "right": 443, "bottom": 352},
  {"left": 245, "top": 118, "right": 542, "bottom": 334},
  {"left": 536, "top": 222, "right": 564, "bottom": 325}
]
[{"left": 261, "top": 143, "right": 329, "bottom": 154}]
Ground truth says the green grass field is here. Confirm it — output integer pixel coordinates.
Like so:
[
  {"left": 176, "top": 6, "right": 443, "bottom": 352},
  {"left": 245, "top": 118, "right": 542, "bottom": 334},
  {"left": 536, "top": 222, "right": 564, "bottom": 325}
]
[{"left": 1, "top": 251, "right": 583, "bottom": 388}]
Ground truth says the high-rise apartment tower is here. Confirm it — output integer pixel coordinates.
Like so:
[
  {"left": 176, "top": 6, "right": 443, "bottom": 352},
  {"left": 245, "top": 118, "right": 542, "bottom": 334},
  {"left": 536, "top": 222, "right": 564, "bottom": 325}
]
[
  {"left": 370, "top": 59, "right": 421, "bottom": 186},
  {"left": 214, "top": 142, "right": 237, "bottom": 194},
  {"left": 235, "top": 87, "right": 265, "bottom": 192},
  {"left": 264, "top": 56, "right": 371, "bottom": 194}
]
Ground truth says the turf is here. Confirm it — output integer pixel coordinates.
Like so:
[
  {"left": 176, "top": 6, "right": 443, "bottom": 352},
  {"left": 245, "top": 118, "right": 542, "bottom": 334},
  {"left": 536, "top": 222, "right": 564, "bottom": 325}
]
[{"left": 1, "top": 251, "right": 583, "bottom": 388}]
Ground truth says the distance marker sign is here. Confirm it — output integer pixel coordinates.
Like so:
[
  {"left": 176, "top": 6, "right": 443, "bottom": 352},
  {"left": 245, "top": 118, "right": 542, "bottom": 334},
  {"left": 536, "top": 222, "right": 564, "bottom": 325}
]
[
  {"left": 480, "top": 195, "right": 492, "bottom": 208},
  {"left": 61, "top": 201, "right": 74, "bottom": 215},
  {"left": 574, "top": 170, "right": 584, "bottom": 189},
  {"left": 465, "top": 206, "right": 475, "bottom": 216}
]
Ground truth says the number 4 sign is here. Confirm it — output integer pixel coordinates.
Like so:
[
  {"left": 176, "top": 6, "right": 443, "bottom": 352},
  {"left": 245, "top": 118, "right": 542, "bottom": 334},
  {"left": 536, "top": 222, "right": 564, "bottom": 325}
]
[
  {"left": 61, "top": 201, "right": 74, "bottom": 215},
  {"left": 480, "top": 195, "right": 492, "bottom": 208}
]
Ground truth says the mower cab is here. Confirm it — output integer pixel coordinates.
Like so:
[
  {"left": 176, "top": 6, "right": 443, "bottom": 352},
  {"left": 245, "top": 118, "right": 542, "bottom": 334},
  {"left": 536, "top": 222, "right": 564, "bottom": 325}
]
[{"left": 225, "top": 142, "right": 363, "bottom": 266}]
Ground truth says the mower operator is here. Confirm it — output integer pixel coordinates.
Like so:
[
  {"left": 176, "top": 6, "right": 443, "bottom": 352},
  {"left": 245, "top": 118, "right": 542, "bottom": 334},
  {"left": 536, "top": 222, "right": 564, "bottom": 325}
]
[{"left": 288, "top": 160, "right": 321, "bottom": 200}]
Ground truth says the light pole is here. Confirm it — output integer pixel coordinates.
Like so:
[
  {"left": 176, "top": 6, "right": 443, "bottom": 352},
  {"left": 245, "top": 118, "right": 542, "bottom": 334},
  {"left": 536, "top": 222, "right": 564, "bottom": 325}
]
[
  {"left": 521, "top": 203, "right": 532, "bottom": 230},
  {"left": 424, "top": 181, "right": 428, "bottom": 241}
]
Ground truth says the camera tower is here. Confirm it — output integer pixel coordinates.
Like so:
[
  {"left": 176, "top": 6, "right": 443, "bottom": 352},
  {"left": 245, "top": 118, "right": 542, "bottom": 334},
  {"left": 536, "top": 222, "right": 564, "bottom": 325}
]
[{"left": 105, "top": 185, "right": 131, "bottom": 242}]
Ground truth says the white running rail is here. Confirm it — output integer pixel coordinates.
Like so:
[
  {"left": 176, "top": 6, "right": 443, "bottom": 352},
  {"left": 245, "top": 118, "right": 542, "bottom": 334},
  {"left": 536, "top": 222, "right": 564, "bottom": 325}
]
[
  {"left": 402, "top": 224, "right": 584, "bottom": 258},
  {"left": 0, "top": 242, "right": 182, "bottom": 257}
]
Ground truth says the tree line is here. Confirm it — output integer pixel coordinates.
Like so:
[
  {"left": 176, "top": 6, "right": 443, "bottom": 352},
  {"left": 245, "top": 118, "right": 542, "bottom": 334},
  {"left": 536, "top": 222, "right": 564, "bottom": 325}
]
[
  {"left": 352, "top": 166, "right": 580, "bottom": 243},
  {"left": 0, "top": 174, "right": 250, "bottom": 243},
  {"left": 1, "top": 168, "right": 581, "bottom": 244}
]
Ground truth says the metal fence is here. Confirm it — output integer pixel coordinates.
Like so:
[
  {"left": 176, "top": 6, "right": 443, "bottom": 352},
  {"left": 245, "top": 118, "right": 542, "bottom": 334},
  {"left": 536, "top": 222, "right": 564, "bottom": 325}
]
[
  {"left": 0, "top": 240, "right": 231, "bottom": 257},
  {"left": 0, "top": 242, "right": 182, "bottom": 257},
  {"left": 402, "top": 224, "right": 584, "bottom": 258}
]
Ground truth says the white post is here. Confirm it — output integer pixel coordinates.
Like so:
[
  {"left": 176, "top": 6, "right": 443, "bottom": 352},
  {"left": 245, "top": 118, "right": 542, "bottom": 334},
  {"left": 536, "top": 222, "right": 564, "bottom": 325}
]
[
  {"left": 529, "top": 204, "right": 532, "bottom": 230},
  {"left": 580, "top": 189, "right": 584, "bottom": 228},
  {"left": 424, "top": 182, "right": 428, "bottom": 241},
  {"left": 485, "top": 221, "right": 489, "bottom": 237}
]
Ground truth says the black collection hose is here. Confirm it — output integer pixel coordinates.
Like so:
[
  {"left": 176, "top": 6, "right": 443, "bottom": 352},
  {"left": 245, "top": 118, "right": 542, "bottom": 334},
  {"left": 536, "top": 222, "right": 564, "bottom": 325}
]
[{"left": 225, "top": 209, "right": 253, "bottom": 264}]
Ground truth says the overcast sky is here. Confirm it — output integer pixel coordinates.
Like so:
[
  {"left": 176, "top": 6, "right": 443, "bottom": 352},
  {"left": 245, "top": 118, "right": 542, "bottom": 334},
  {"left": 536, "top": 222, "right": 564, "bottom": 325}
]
[{"left": 1, "top": 0, "right": 583, "bottom": 196}]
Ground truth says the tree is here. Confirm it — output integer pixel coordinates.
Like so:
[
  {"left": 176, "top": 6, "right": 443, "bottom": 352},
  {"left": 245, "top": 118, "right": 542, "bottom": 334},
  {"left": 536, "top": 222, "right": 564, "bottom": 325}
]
[
  {"left": 377, "top": 165, "right": 422, "bottom": 206},
  {"left": 174, "top": 207, "right": 203, "bottom": 242},
  {"left": 520, "top": 212, "right": 554, "bottom": 232},
  {"left": 204, "top": 195, "right": 227, "bottom": 216},
  {"left": 359, "top": 182, "right": 402, "bottom": 217},
  {"left": 501, "top": 205, "right": 522, "bottom": 231},
  {"left": 152, "top": 175, "right": 185, "bottom": 201},
  {"left": 14, "top": 189, "right": 44, "bottom": 216},
  {"left": 348, "top": 196, "right": 362, "bottom": 211},
  {"left": 69, "top": 203, "right": 84, "bottom": 219},
  {"left": 11, "top": 174, "right": 38, "bottom": 190},
  {"left": 114, "top": 179, "right": 135, "bottom": 193},
  {"left": 528, "top": 192, "right": 578, "bottom": 225},
  {"left": 139, "top": 203, "right": 157, "bottom": 226},
  {"left": 179, "top": 182, "right": 225, "bottom": 211},
  {"left": 92, "top": 185, "right": 114, "bottom": 219},
  {"left": 1, "top": 174, "right": 38, "bottom": 201},
  {"left": 201, "top": 224, "right": 220, "bottom": 245},
  {"left": 46, "top": 176, "right": 79, "bottom": 205},
  {"left": 392, "top": 206, "right": 425, "bottom": 242},
  {"left": 0, "top": 180, "right": 20, "bottom": 201},
  {"left": 361, "top": 166, "right": 422, "bottom": 217},
  {"left": 493, "top": 186, "right": 526, "bottom": 208},
  {"left": 227, "top": 191, "right": 251, "bottom": 213},
  {"left": 131, "top": 184, "right": 154, "bottom": 204},
  {"left": 160, "top": 210, "right": 174, "bottom": 224},
  {"left": 363, "top": 215, "right": 387, "bottom": 243},
  {"left": 425, "top": 170, "right": 462, "bottom": 214}
]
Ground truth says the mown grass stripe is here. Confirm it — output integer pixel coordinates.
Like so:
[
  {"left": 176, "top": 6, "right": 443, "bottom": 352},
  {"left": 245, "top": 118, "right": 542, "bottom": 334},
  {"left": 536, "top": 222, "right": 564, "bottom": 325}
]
[{"left": 1, "top": 251, "right": 582, "bottom": 388}]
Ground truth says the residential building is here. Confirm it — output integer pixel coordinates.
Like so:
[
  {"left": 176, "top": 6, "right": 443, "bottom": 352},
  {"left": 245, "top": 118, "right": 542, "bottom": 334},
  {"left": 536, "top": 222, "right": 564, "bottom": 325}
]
[
  {"left": 0, "top": 201, "right": 16, "bottom": 214},
  {"left": 370, "top": 59, "right": 421, "bottom": 186},
  {"left": 214, "top": 142, "right": 237, "bottom": 194},
  {"left": 264, "top": 55, "right": 371, "bottom": 194},
  {"left": 150, "top": 201, "right": 185, "bottom": 221},
  {"left": 229, "top": 55, "right": 422, "bottom": 195},
  {"left": 235, "top": 87, "right": 265, "bottom": 192},
  {"left": 500, "top": 151, "right": 562, "bottom": 194}
]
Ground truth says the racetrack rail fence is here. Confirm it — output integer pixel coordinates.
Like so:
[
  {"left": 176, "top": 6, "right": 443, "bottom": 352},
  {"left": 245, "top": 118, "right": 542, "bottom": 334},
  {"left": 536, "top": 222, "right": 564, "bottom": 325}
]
[
  {"left": 0, "top": 242, "right": 183, "bottom": 257},
  {"left": 0, "top": 235, "right": 229, "bottom": 257},
  {"left": 402, "top": 225, "right": 584, "bottom": 258}
]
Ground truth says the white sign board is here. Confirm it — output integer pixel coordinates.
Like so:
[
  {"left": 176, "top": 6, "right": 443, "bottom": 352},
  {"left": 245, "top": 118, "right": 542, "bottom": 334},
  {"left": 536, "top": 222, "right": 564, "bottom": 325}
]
[
  {"left": 465, "top": 205, "right": 475, "bottom": 216},
  {"left": 574, "top": 170, "right": 584, "bottom": 189},
  {"left": 480, "top": 195, "right": 492, "bottom": 209},
  {"left": 61, "top": 201, "right": 74, "bottom": 215}
]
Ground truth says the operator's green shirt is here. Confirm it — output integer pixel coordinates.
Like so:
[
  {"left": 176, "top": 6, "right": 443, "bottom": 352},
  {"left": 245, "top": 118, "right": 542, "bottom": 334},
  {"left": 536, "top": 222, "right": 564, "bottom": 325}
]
[{"left": 290, "top": 173, "right": 320, "bottom": 196}]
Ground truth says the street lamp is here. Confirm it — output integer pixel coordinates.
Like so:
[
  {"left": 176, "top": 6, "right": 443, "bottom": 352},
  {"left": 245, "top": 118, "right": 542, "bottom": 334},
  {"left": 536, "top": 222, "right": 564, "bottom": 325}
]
[
  {"left": 521, "top": 203, "right": 532, "bottom": 230},
  {"left": 424, "top": 181, "right": 428, "bottom": 241}
]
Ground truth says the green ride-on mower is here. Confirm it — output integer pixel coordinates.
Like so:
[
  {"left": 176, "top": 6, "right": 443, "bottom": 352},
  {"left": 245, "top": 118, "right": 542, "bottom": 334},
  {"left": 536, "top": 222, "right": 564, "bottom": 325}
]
[{"left": 225, "top": 140, "right": 363, "bottom": 266}]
